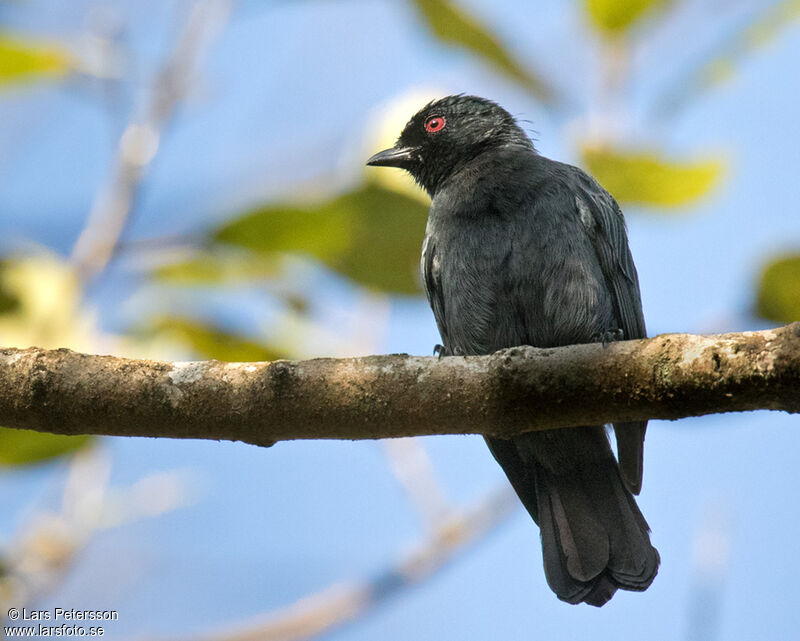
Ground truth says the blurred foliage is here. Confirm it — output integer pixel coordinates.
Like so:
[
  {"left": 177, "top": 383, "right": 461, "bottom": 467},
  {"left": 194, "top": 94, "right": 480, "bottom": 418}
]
[
  {"left": 0, "top": 429, "right": 90, "bottom": 467},
  {"left": 215, "top": 182, "right": 428, "bottom": 294},
  {"left": 0, "top": 256, "right": 103, "bottom": 467},
  {"left": 756, "top": 254, "right": 800, "bottom": 323},
  {"left": 143, "top": 317, "right": 284, "bottom": 362},
  {"left": 703, "top": 0, "right": 800, "bottom": 87},
  {"left": 0, "top": 33, "right": 69, "bottom": 86},
  {"left": 153, "top": 247, "right": 284, "bottom": 285},
  {"left": 584, "top": 0, "right": 671, "bottom": 35},
  {"left": 654, "top": 0, "right": 800, "bottom": 118},
  {"left": 0, "top": 256, "right": 96, "bottom": 352},
  {"left": 581, "top": 146, "right": 723, "bottom": 207},
  {"left": 411, "top": 0, "right": 555, "bottom": 104},
  {"left": 747, "top": 0, "right": 800, "bottom": 48},
  {"left": 0, "top": 261, "right": 20, "bottom": 315}
]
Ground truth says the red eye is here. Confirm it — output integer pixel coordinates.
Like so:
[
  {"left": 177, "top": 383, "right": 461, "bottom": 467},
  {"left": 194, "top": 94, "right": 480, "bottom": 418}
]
[{"left": 424, "top": 116, "right": 446, "bottom": 133}]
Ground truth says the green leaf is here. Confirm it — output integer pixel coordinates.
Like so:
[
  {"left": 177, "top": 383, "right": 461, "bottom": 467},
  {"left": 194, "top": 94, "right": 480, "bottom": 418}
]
[
  {"left": 0, "top": 33, "right": 70, "bottom": 86},
  {"left": 0, "top": 260, "right": 21, "bottom": 315},
  {"left": 215, "top": 183, "right": 429, "bottom": 294},
  {"left": 756, "top": 254, "right": 800, "bottom": 323},
  {"left": 411, "top": 0, "right": 555, "bottom": 103},
  {"left": 581, "top": 146, "right": 723, "bottom": 208},
  {"left": 146, "top": 317, "right": 284, "bottom": 362},
  {"left": 0, "top": 428, "right": 91, "bottom": 467},
  {"left": 584, "top": 0, "right": 671, "bottom": 35},
  {"left": 153, "top": 248, "right": 283, "bottom": 285}
]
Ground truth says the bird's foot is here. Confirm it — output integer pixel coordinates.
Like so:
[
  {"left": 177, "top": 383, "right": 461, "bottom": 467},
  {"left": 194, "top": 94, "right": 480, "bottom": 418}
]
[
  {"left": 593, "top": 328, "right": 624, "bottom": 347},
  {"left": 433, "top": 344, "right": 462, "bottom": 358}
]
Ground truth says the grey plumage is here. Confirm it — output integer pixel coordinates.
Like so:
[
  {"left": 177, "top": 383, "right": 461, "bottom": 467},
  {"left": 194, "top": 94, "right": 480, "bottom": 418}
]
[{"left": 367, "top": 95, "right": 658, "bottom": 606}]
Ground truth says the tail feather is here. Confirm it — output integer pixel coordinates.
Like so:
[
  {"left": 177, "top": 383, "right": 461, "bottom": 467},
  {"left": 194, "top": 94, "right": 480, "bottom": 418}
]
[
  {"left": 535, "top": 473, "right": 610, "bottom": 604},
  {"left": 609, "top": 477, "right": 661, "bottom": 591},
  {"left": 534, "top": 448, "right": 659, "bottom": 605},
  {"left": 582, "top": 460, "right": 660, "bottom": 589},
  {"left": 546, "top": 473, "right": 609, "bottom": 582},
  {"left": 614, "top": 420, "right": 647, "bottom": 495},
  {"left": 584, "top": 575, "right": 618, "bottom": 607},
  {"left": 486, "top": 429, "right": 659, "bottom": 607}
]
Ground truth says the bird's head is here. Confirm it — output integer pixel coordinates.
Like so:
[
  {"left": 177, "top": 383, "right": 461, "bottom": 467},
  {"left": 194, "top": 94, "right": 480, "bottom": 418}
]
[{"left": 367, "top": 95, "right": 533, "bottom": 196}]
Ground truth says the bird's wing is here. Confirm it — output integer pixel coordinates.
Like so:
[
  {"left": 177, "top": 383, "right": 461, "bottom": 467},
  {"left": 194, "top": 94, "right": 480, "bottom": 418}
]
[
  {"left": 573, "top": 176, "right": 646, "bottom": 340},
  {"left": 421, "top": 233, "right": 451, "bottom": 353},
  {"left": 573, "top": 171, "right": 648, "bottom": 495}
]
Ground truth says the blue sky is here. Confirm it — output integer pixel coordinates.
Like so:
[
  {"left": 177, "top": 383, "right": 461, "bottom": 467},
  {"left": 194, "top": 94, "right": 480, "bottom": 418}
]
[{"left": 1, "top": 1, "right": 800, "bottom": 639}]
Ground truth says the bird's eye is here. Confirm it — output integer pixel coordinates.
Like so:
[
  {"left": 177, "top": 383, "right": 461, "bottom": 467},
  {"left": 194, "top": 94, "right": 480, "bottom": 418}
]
[{"left": 424, "top": 116, "right": 446, "bottom": 133}]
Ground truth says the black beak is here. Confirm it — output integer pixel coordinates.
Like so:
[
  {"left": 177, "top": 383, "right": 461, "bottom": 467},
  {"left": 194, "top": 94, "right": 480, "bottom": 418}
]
[{"left": 366, "top": 146, "right": 417, "bottom": 168}]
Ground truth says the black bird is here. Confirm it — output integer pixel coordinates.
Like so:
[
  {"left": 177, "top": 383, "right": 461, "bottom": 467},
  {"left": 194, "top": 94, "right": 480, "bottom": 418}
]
[{"left": 367, "top": 95, "right": 659, "bottom": 606}]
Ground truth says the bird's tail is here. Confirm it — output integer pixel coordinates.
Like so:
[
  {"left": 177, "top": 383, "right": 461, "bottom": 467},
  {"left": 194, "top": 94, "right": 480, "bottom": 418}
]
[
  {"left": 533, "top": 442, "right": 659, "bottom": 606},
  {"left": 485, "top": 429, "right": 659, "bottom": 606}
]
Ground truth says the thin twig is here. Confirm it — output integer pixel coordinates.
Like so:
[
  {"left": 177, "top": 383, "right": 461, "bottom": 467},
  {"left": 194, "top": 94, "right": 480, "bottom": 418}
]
[
  {"left": 70, "top": 0, "right": 236, "bottom": 281},
  {"left": 649, "top": 0, "right": 800, "bottom": 122},
  {"left": 382, "top": 438, "right": 453, "bottom": 530},
  {"left": 165, "top": 487, "right": 518, "bottom": 641}
]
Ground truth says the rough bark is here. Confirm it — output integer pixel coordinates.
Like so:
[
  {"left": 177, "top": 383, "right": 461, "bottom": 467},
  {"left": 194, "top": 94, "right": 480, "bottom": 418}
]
[{"left": 0, "top": 324, "right": 798, "bottom": 447}]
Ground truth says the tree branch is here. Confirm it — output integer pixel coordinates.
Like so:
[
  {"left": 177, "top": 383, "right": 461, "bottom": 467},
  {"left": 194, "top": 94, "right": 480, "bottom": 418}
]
[{"left": 1, "top": 324, "right": 798, "bottom": 446}]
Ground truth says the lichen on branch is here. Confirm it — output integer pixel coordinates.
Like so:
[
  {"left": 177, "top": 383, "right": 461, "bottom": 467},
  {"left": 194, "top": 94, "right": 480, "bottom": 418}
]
[{"left": 0, "top": 323, "right": 798, "bottom": 446}]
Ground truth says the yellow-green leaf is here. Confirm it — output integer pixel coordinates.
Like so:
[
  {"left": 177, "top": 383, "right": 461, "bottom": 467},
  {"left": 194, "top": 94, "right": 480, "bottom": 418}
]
[
  {"left": 412, "top": 0, "right": 555, "bottom": 103},
  {"left": 0, "top": 428, "right": 91, "bottom": 467},
  {"left": 581, "top": 146, "right": 723, "bottom": 208},
  {"left": 0, "top": 254, "right": 101, "bottom": 353},
  {"left": 153, "top": 248, "right": 283, "bottom": 285},
  {"left": 756, "top": 254, "right": 800, "bottom": 323},
  {"left": 215, "top": 183, "right": 429, "bottom": 294},
  {"left": 0, "top": 260, "right": 21, "bottom": 314},
  {"left": 584, "top": 0, "right": 670, "bottom": 35},
  {"left": 145, "top": 317, "right": 284, "bottom": 362},
  {"left": 217, "top": 198, "right": 354, "bottom": 262},
  {"left": 0, "top": 33, "right": 70, "bottom": 86}
]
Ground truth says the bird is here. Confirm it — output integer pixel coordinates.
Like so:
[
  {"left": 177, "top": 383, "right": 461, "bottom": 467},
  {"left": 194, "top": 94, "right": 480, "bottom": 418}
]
[{"left": 366, "top": 95, "right": 659, "bottom": 606}]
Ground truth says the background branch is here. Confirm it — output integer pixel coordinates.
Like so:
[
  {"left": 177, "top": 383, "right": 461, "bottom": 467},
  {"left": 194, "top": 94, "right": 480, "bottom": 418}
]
[
  {"left": 1, "top": 324, "right": 798, "bottom": 446},
  {"left": 69, "top": 0, "right": 235, "bottom": 281},
  {"left": 170, "top": 487, "right": 517, "bottom": 641}
]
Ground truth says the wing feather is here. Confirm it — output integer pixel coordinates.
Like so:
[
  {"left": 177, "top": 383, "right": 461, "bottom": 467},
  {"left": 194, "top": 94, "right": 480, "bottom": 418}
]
[
  {"left": 573, "top": 172, "right": 648, "bottom": 494},
  {"left": 422, "top": 234, "right": 450, "bottom": 353}
]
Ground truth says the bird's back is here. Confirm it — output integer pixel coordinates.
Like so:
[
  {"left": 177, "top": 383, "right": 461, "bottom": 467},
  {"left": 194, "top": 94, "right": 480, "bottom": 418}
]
[{"left": 424, "top": 151, "right": 616, "bottom": 354}]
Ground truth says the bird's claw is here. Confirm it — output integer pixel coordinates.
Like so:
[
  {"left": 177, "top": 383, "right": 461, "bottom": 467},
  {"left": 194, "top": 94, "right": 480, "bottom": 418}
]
[{"left": 433, "top": 344, "right": 460, "bottom": 358}]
